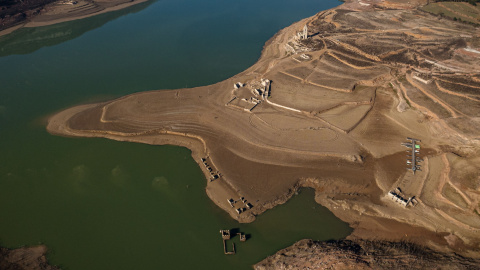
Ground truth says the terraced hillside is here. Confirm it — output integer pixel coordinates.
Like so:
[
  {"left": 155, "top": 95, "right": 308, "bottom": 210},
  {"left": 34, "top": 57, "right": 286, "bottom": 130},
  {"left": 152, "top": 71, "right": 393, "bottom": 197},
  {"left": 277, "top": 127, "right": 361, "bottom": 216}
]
[
  {"left": 422, "top": 1, "right": 480, "bottom": 24},
  {"left": 0, "top": 0, "right": 57, "bottom": 31},
  {"left": 0, "top": 0, "right": 148, "bottom": 33},
  {"left": 273, "top": 4, "right": 480, "bottom": 257}
]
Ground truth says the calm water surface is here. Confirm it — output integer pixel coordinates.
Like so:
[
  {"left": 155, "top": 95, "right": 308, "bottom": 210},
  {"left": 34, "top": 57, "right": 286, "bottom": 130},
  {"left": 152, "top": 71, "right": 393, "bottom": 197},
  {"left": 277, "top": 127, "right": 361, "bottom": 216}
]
[{"left": 0, "top": 0, "right": 348, "bottom": 269}]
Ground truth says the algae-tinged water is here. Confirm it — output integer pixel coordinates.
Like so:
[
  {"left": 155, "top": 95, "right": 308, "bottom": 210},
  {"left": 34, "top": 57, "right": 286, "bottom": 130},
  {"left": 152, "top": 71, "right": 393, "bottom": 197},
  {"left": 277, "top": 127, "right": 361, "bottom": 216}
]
[{"left": 0, "top": 0, "right": 349, "bottom": 269}]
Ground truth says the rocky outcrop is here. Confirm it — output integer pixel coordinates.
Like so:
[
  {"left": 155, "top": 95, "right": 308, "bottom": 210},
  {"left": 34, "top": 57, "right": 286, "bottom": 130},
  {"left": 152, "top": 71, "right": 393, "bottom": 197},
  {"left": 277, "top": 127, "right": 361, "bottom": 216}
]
[
  {"left": 254, "top": 239, "right": 480, "bottom": 270},
  {"left": 0, "top": 245, "right": 59, "bottom": 270},
  {"left": 0, "top": 0, "right": 56, "bottom": 31}
]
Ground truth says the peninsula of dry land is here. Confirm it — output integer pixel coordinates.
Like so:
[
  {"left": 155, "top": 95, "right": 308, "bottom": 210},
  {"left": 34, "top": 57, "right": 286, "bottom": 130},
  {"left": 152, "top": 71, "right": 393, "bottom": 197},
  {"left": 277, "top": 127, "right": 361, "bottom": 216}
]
[{"left": 47, "top": 0, "right": 480, "bottom": 266}]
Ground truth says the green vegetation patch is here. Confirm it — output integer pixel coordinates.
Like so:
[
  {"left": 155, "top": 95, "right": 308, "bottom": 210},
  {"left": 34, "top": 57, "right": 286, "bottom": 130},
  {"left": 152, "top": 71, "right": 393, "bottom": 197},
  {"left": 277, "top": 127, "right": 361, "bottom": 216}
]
[{"left": 421, "top": 2, "right": 480, "bottom": 24}]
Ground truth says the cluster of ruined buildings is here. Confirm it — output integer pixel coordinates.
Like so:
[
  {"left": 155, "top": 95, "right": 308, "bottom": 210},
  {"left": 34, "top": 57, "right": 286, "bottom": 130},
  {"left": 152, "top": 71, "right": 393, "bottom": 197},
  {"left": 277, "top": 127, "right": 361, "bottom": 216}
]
[
  {"left": 60, "top": 0, "right": 78, "bottom": 4},
  {"left": 226, "top": 79, "right": 271, "bottom": 113},
  {"left": 219, "top": 229, "right": 247, "bottom": 255},
  {"left": 412, "top": 71, "right": 433, "bottom": 84},
  {"left": 201, "top": 157, "right": 220, "bottom": 181},
  {"left": 386, "top": 138, "right": 421, "bottom": 208},
  {"left": 387, "top": 187, "right": 418, "bottom": 207},
  {"left": 252, "top": 78, "right": 272, "bottom": 100},
  {"left": 295, "top": 25, "right": 308, "bottom": 41},
  {"left": 228, "top": 196, "right": 253, "bottom": 214},
  {"left": 285, "top": 25, "right": 310, "bottom": 54}
]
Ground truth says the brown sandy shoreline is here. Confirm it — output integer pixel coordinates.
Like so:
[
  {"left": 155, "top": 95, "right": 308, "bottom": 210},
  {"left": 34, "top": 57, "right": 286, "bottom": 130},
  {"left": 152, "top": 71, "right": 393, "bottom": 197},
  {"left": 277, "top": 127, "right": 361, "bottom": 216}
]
[
  {"left": 24, "top": 0, "right": 150, "bottom": 28},
  {"left": 45, "top": 0, "right": 480, "bottom": 265},
  {"left": 0, "top": 0, "right": 150, "bottom": 38}
]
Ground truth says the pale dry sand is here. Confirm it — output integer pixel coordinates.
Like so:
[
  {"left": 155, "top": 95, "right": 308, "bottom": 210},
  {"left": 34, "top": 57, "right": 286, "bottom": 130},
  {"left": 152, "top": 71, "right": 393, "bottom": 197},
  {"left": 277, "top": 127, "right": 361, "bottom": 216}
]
[{"left": 47, "top": 0, "right": 480, "bottom": 258}]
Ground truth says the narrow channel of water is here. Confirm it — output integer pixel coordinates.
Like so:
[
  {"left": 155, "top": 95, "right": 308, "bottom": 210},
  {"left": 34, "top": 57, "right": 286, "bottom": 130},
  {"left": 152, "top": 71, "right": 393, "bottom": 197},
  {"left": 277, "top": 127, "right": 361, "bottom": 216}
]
[{"left": 0, "top": 0, "right": 348, "bottom": 269}]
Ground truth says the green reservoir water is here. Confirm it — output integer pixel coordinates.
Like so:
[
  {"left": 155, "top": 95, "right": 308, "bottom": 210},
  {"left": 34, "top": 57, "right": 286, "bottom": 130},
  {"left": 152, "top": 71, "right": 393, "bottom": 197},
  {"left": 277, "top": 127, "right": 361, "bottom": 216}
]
[{"left": 0, "top": 0, "right": 349, "bottom": 269}]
